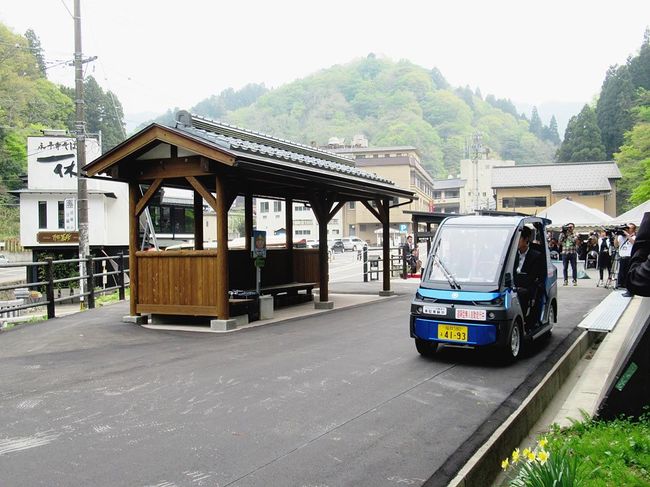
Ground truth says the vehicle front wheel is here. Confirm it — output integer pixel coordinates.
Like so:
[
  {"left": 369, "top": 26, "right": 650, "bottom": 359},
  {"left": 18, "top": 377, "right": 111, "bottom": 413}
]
[
  {"left": 504, "top": 322, "right": 522, "bottom": 361},
  {"left": 415, "top": 339, "right": 438, "bottom": 357}
]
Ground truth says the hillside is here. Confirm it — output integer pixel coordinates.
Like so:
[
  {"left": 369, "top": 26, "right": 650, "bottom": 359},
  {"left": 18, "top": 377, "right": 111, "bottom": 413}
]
[{"left": 158, "top": 56, "right": 558, "bottom": 177}]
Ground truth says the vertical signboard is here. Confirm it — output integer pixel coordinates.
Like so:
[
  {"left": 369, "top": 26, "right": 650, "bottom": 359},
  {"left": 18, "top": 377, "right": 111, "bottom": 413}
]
[{"left": 64, "top": 198, "right": 77, "bottom": 231}]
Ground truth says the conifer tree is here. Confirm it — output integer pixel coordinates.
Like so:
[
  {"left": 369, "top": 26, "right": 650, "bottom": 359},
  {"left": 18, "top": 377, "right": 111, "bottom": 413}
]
[
  {"left": 557, "top": 105, "right": 606, "bottom": 162},
  {"left": 529, "top": 107, "right": 543, "bottom": 137}
]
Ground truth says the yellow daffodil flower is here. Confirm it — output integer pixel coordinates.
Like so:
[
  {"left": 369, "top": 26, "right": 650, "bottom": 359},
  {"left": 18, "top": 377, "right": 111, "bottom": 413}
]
[
  {"left": 538, "top": 438, "right": 548, "bottom": 449},
  {"left": 511, "top": 448, "right": 520, "bottom": 463},
  {"left": 501, "top": 458, "right": 509, "bottom": 471},
  {"left": 526, "top": 450, "right": 536, "bottom": 462},
  {"left": 537, "top": 449, "right": 549, "bottom": 464},
  {"left": 523, "top": 447, "right": 532, "bottom": 457}
]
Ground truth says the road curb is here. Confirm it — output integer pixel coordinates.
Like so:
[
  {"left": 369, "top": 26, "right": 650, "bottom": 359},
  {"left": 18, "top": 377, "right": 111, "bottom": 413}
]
[{"left": 446, "top": 329, "right": 597, "bottom": 487}]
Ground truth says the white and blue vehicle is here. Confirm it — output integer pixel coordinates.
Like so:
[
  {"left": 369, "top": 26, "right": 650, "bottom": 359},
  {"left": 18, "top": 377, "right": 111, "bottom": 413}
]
[{"left": 410, "top": 215, "right": 558, "bottom": 361}]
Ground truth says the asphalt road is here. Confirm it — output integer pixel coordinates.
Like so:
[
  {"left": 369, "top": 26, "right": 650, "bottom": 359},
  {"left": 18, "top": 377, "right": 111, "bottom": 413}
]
[{"left": 0, "top": 284, "right": 609, "bottom": 487}]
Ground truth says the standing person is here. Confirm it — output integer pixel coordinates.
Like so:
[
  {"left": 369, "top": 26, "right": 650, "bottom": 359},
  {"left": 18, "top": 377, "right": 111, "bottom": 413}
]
[
  {"left": 558, "top": 223, "right": 578, "bottom": 286},
  {"left": 596, "top": 228, "right": 612, "bottom": 287},
  {"left": 402, "top": 235, "right": 418, "bottom": 274},
  {"left": 615, "top": 223, "right": 637, "bottom": 296},
  {"left": 627, "top": 212, "right": 650, "bottom": 296}
]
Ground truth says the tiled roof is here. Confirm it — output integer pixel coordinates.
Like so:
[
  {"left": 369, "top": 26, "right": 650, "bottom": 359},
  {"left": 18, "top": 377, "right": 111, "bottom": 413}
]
[
  {"left": 491, "top": 162, "right": 621, "bottom": 192},
  {"left": 433, "top": 178, "right": 466, "bottom": 190},
  {"left": 175, "top": 113, "right": 394, "bottom": 185}
]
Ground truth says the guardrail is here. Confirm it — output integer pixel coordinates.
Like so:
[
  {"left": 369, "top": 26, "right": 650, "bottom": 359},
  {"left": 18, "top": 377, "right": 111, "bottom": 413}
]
[
  {"left": 362, "top": 246, "right": 410, "bottom": 282},
  {"left": 0, "top": 254, "right": 129, "bottom": 321}
]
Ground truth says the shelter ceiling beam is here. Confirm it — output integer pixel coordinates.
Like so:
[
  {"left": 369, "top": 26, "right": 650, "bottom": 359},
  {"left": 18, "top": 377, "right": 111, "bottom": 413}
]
[
  {"left": 134, "top": 178, "right": 163, "bottom": 217},
  {"left": 86, "top": 125, "right": 236, "bottom": 177},
  {"left": 186, "top": 176, "right": 217, "bottom": 212},
  {"left": 361, "top": 200, "right": 383, "bottom": 222},
  {"left": 127, "top": 156, "right": 215, "bottom": 181}
]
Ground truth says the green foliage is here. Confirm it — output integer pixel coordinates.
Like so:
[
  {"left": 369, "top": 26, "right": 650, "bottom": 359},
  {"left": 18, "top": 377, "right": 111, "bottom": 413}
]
[
  {"left": 544, "top": 411, "right": 650, "bottom": 486},
  {"left": 557, "top": 104, "right": 606, "bottom": 162},
  {"left": 529, "top": 107, "right": 543, "bottom": 138},
  {"left": 614, "top": 90, "right": 650, "bottom": 211},
  {"left": 24, "top": 29, "right": 46, "bottom": 77},
  {"left": 221, "top": 57, "right": 556, "bottom": 176},
  {"left": 36, "top": 253, "right": 79, "bottom": 291}
]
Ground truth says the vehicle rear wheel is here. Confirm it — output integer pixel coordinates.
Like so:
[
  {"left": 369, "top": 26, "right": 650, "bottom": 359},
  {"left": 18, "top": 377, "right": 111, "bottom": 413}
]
[{"left": 415, "top": 339, "right": 438, "bottom": 357}]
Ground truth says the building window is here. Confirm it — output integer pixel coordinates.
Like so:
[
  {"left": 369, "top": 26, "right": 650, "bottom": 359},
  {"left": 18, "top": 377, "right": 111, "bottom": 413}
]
[
  {"left": 58, "top": 201, "right": 65, "bottom": 229},
  {"left": 502, "top": 196, "right": 547, "bottom": 208},
  {"left": 38, "top": 201, "right": 47, "bottom": 229},
  {"left": 348, "top": 201, "right": 355, "bottom": 209},
  {"left": 296, "top": 229, "right": 311, "bottom": 235},
  {"left": 260, "top": 202, "right": 269, "bottom": 213},
  {"left": 446, "top": 191, "right": 459, "bottom": 198},
  {"left": 273, "top": 201, "right": 282, "bottom": 212}
]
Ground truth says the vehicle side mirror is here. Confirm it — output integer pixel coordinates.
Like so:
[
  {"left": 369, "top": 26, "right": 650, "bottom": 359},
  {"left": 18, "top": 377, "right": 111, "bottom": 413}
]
[{"left": 504, "top": 272, "right": 513, "bottom": 288}]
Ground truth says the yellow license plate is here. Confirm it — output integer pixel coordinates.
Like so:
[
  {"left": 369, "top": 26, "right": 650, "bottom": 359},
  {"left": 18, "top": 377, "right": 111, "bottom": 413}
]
[{"left": 438, "top": 324, "right": 468, "bottom": 342}]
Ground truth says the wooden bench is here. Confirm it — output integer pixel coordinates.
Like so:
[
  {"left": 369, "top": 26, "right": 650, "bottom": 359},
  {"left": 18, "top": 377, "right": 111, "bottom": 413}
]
[
  {"left": 260, "top": 282, "right": 316, "bottom": 307},
  {"left": 229, "top": 297, "right": 259, "bottom": 321}
]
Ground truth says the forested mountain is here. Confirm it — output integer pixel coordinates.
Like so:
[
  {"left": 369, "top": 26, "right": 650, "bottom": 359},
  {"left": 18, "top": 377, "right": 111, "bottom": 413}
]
[
  {"left": 151, "top": 56, "right": 559, "bottom": 177},
  {"left": 557, "top": 31, "right": 650, "bottom": 211},
  {"left": 0, "top": 22, "right": 126, "bottom": 238}
]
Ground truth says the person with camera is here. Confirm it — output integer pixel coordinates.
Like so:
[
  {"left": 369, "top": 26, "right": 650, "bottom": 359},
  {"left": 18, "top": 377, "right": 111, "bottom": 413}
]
[
  {"left": 596, "top": 228, "right": 613, "bottom": 287},
  {"left": 559, "top": 222, "right": 578, "bottom": 286},
  {"left": 402, "top": 235, "right": 419, "bottom": 275},
  {"left": 615, "top": 223, "right": 637, "bottom": 296},
  {"left": 627, "top": 212, "right": 650, "bottom": 296}
]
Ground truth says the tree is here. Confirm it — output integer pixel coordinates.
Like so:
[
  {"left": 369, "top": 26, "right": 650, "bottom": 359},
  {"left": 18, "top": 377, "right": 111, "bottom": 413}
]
[
  {"left": 24, "top": 29, "right": 46, "bottom": 77},
  {"left": 61, "top": 76, "right": 126, "bottom": 152},
  {"left": 596, "top": 65, "right": 635, "bottom": 157},
  {"left": 614, "top": 90, "right": 650, "bottom": 211},
  {"left": 557, "top": 105, "right": 606, "bottom": 162},
  {"left": 529, "top": 107, "right": 543, "bottom": 137},
  {"left": 542, "top": 115, "right": 561, "bottom": 145}
]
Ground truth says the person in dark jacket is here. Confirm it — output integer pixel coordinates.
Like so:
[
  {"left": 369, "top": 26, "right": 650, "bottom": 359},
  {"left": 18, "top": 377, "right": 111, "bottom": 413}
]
[
  {"left": 627, "top": 212, "right": 650, "bottom": 296},
  {"left": 515, "top": 226, "right": 546, "bottom": 329}
]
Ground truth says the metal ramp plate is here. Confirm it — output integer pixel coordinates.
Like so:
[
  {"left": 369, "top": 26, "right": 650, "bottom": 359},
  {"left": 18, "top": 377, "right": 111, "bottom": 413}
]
[{"left": 578, "top": 291, "right": 632, "bottom": 332}]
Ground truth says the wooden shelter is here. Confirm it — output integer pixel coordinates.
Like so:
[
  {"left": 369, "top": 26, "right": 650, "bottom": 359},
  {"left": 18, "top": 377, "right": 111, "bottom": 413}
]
[{"left": 84, "top": 111, "right": 415, "bottom": 324}]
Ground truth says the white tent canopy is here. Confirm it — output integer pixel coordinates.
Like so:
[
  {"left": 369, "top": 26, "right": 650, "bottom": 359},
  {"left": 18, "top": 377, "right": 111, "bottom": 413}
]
[
  {"left": 608, "top": 200, "right": 650, "bottom": 226},
  {"left": 537, "top": 198, "right": 611, "bottom": 230}
]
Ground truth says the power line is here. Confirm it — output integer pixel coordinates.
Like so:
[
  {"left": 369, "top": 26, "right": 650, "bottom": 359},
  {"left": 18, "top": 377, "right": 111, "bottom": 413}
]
[{"left": 59, "top": 0, "right": 74, "bottom": 18}]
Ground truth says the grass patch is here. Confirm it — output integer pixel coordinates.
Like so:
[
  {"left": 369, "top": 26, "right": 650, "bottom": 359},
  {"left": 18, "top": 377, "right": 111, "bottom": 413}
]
[
  {"left": 500, "top": 410, "right": 650, "bottom": 486},
  {"left": 546, "top": 411, "right": 650, "bottom": 486},
  {"left": 94, "top": 288, "right": 129, "bottom": 307}
]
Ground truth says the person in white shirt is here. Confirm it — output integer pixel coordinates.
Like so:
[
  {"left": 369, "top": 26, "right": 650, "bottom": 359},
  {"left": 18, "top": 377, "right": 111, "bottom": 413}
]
[
  {"left": 596, "top": 229, "right": 612, "bottom": 287},
  {"left": 615, "top": 223, "right": 637, "bottom": 296}
]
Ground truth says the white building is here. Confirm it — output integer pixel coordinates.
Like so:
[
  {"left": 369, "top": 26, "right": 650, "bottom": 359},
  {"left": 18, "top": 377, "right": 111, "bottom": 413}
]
[
  {"left": 459, "top": 158, "right": 515, "bottom": 213},
  {"left": 17, "top": 134, "right": 129, "bottom": 256},
  {"left": 254, "top": 199, "right": 342, "bottom": 242}
]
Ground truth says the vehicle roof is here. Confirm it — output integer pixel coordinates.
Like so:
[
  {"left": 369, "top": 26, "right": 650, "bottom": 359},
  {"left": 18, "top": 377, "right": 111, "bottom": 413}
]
[{"left": 441, "top": 214, "right": 546, "bottom": 227}]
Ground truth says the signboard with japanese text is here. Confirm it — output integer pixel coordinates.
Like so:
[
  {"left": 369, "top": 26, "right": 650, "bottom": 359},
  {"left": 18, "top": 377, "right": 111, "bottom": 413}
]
[
  {"left": 27, "top": 136, "right": 101, "bottom": 191},
  {"left": 37, "top": 231, "right": 80, "bottom": 244},
  {"left": 64, "top": 198, "right": 77, "bottom": 231}
]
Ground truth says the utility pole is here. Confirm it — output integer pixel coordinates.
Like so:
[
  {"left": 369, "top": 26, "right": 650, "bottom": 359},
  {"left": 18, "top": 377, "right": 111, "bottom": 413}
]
[{"left": 74, "top": 0, "right": 89, "bottom": 307}]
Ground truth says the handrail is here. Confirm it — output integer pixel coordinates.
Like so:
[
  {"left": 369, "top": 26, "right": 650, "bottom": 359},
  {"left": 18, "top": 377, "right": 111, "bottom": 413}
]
[{"left": 0, "top": 253, "right": 130, "bottom": 322}]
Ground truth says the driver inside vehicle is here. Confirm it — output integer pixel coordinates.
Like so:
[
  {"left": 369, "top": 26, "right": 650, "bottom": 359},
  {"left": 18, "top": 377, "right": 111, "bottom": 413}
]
[{"left": 514, "top": 226, "right": 546, "bottom": 330}]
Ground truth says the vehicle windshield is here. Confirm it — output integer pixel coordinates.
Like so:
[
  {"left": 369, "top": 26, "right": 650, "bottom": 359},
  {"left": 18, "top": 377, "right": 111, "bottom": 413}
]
[{"left": 424, "top": 225, "right": 512, "bottom": 285}]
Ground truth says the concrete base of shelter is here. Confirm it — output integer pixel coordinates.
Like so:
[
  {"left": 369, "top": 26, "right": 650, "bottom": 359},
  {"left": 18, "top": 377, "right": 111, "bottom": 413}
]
[
  {"left": 123, "top": 315, "right": 149, "bottom": 325},
  {"left": 210, "top": 318, "right": 238, "bottom": 331},
  {"left": 379, "top": 290, "right": 395, "bottom": 297},
  {"left": 314, "top": 300, "right": 334, "bottom": 310}
]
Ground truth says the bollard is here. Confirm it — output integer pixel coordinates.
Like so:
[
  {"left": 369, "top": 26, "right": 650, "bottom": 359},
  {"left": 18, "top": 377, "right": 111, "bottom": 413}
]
[
  {"left": 363, "top": 247, "right": 368, "bottom": 282},
  {"left": 45, "top": 257, "right": 55, "bottom": 319},
  {"left": 86, "top": 256, "right": 95, "bottom": 309}
]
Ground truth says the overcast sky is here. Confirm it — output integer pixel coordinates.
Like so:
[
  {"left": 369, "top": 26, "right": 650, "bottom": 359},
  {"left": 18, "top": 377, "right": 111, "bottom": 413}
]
[{"left": 2, "top": 0, "right": 649, "bottom": 128}]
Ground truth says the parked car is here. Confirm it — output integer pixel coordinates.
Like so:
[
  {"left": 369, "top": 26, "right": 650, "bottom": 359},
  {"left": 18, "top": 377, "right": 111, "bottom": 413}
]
[
  {"left": 0, "top": 254, "right": 7, "bottom": 265},
  {"left": 329, "top": 239, "right": 345, "bottom": 253},
  {"left": 340, "top": 237, "right": 367, "bottom": 251}
]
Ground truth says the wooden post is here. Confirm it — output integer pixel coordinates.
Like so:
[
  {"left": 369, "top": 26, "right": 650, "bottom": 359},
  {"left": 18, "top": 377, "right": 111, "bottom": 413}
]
[
  {"left": 45, "top": 257, "right": 55, "bottom": 319},
  {"left": 245, "top": 192, "right": 253, "bottom": 252},
  {"left": 382, "top": 198, "right": 391, "bottom": 293},
  {"left": 318, "top": 213, "right": 329, "bottom": 302},
  {"left": 194, "top": 190, "right": 204, "bottom": 250},
  {"left": 128, "top": 182, "right": 139, "bottom": 316},
  {"left": 286, "top": 197, "right": 294, "bottom": 282},
  {"left": 216, "top": 175, "right": 229, "bottom": 319}
]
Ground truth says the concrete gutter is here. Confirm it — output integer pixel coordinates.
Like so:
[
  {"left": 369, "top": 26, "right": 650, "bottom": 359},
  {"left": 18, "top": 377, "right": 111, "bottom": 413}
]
[{"left": 446, "top": 329, "right": 598, "bottom": 487}]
